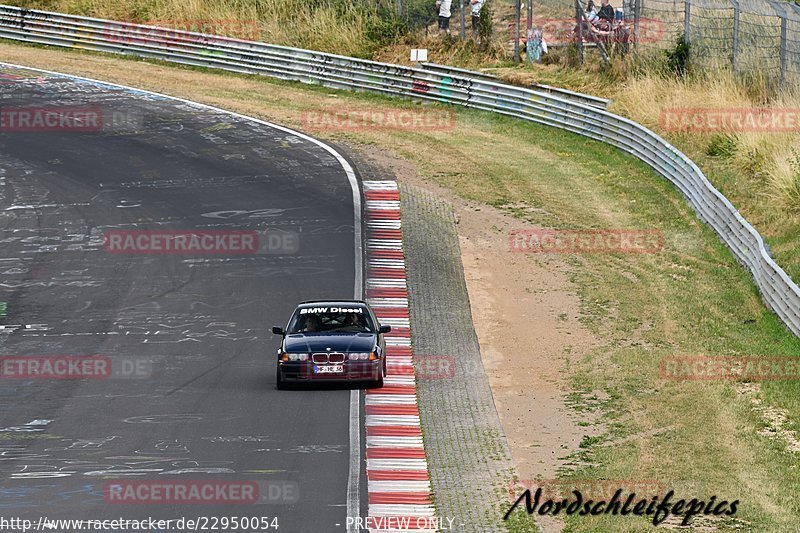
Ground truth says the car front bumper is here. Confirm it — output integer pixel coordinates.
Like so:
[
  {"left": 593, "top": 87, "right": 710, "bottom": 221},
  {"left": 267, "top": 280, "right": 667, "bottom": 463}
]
[{"left": 277, "top": 360, "right": 382, "bottom": 382}]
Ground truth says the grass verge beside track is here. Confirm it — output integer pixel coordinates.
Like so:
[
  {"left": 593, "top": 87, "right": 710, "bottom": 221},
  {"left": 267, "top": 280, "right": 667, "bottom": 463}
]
[
  {"left": 495, "top": 66, "right": 800, "bottom": 287},
  {"left": 3, "top": 42, "right": 799, "bottom": 532}
]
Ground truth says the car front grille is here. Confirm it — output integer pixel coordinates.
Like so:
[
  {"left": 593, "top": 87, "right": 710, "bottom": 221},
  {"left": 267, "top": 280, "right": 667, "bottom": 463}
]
[{"left": 312, "top": 352, "right": 345, "bottom": 364}]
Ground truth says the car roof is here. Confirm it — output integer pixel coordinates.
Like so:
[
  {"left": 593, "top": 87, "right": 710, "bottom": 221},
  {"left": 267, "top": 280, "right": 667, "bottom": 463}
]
[{"left": 296, "top": 300, "right": 369, "bottom": 308}]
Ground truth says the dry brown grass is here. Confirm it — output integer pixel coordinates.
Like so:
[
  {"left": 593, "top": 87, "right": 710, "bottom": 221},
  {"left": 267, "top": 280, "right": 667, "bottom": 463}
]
[
  {"left": 6, "top": 0, "right": 385, "bottom": 57},
  {"left": 614, "top": 71, "right": 800, "bottom": 216},
  {"left": 375, "top": 34, "right": 509, "bottom": 67},
  {"left": 487, "top": 59, "right": 800, "bottom": 279}
]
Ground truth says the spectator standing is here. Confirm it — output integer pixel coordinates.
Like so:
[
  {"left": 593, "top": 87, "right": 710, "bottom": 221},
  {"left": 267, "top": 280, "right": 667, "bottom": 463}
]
[
  {"left": 470, "top": 0, "right": 485, "bottom": 36},
  {"left": 436, "top": 0, "right": 452, "bottom": 35}
]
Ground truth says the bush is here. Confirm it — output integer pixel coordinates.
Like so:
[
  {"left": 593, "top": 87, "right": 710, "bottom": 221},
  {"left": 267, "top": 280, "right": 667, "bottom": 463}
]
[
  {"left": 477, "top": 0, "right": 492, "bottom": 45},
  {"left": 664, "top": 31, "right": 691, "bottom": 77},
  {"left": 366, "top": 15, "right": 408, "bottom": 48},
  {"left": 403, "top": 0, "right": 438, "bottom": 30}
]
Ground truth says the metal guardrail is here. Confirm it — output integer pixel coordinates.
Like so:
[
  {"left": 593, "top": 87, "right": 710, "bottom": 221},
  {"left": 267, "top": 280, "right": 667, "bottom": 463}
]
[
  {"left": 420, "top": 62, "right": 502, "bottom": 83},
  {"left": 422, "top": 62, "right": 611, "bottom": 109},
  {"left": 526, "top": 82, "right": 611, "bottom": 109},
  {"left": 0, "top": 4, "right": 798, "bottom": 337}
]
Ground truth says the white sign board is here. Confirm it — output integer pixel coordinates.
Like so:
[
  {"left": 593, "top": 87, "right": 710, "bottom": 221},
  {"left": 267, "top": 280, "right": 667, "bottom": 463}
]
[{"left": 410, "top": 49, "right": 428, "bottom": 62}]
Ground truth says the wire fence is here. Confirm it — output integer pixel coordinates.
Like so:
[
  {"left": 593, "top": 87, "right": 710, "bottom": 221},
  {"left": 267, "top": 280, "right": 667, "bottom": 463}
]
[
  {"left": 638, "top": 0, "right": 800, "bottom": 84},
  {"left": 394, "top": 0, "right": 440, "bottom": 32},
  {"left": 509, "top": 0, "right": 800, "bottom": 86}
]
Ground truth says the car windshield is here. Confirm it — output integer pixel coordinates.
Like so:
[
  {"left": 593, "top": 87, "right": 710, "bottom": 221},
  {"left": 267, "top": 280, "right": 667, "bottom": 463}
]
[{"left": 287, "top": 309, "right": 374, "bottom": 334}]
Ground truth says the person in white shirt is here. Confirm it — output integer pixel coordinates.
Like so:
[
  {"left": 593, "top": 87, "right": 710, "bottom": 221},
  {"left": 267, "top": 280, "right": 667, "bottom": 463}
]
[
  {"left": 586, "top": 0, "right": 599, "bottom": 24},
  {"left": 436, "top": 0, "right": 452, "bottom": 34},
  {"left": 470, "top": 0, "right": 485, "bottom": 36}
]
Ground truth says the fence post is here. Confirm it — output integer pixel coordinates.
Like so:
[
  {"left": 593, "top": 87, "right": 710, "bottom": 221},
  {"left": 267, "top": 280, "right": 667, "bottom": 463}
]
[
  {"left": 683, "top": 0, "right": 691, "bottom": 45},
  {"left": 780, "top": 14, "right": 787, "bottom": 87},
  {"left": 731, "top": 2, "right": 739, "bottom": 73},
  {"left": 633, "top": 0, "right": 641, "bottom": 48},
  {"left": 514, "top": 0, "right": 522, "bottom": 62},
  {"left": 460, "top": 0, "right": 466, "bottom": 38},
  {"left": 576, "top": 0, "right": 584, "bottom": 65},
  {"left": 396, "top": 0, "right": 403, "bottom": 17},
  {"left": 527, "top": 0, "right": 533, "bottom": 33}
]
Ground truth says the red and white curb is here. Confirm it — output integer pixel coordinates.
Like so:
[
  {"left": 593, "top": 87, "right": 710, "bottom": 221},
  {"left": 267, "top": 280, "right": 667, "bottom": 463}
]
[{"left": 363, "top": 181, "right": 437, "bottom": 533}]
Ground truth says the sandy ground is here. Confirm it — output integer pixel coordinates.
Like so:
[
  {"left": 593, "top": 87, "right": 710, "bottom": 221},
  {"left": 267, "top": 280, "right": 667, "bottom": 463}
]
[{"left": 459, "top": 207, "right": 598, "bottom": 533}]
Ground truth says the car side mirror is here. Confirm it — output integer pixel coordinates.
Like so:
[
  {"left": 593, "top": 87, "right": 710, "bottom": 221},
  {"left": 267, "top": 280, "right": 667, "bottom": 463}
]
[
  {"left": 272, "top": 326, "right": 284, "bottom": 335},
  {"left": 378, "top": 325, "right": 391, "bottom": 334}
]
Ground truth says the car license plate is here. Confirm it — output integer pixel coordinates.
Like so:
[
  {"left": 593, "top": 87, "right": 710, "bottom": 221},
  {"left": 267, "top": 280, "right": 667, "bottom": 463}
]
[{"left": 314, "top": 365, "right": 344, "bottom": 374}]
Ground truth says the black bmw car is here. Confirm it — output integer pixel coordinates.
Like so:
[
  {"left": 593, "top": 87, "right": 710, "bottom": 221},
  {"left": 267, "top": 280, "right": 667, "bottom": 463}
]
[{"left": 272, "top": 300, "right": 390, "bottom": 389}]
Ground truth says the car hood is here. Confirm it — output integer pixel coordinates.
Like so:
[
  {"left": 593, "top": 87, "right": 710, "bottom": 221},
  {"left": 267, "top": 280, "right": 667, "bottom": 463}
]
[{"left": 283, "top": 333, "right": 377, "bottom": 353}]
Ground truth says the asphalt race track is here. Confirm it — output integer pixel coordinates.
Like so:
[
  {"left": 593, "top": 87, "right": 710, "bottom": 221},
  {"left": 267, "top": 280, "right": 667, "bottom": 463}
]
[{"left": 0, "top": 64, "right": 365, "bottom": 531}]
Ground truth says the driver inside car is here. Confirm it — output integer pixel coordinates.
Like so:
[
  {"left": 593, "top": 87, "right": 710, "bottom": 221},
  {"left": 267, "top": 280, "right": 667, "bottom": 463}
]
[
  {"left": 303, "top": 314, "right": 321, "bottom": 332},
  {"left": 342, "top": 313, "right": 366, "bottom": 331}
]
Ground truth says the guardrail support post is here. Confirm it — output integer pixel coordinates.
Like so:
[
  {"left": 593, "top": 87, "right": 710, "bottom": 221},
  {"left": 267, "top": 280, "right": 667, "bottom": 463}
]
[{"left": 527, "top": 0, "right": 533, "bottom": 33}]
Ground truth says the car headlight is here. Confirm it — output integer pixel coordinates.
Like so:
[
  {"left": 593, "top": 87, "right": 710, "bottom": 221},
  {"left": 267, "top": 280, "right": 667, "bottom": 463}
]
[
  {"left": 282, "top": 353, "right": 308, "bottom": 362},
  {"left": 348, "top": 352, "right": 371, "bottom": 361}
]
